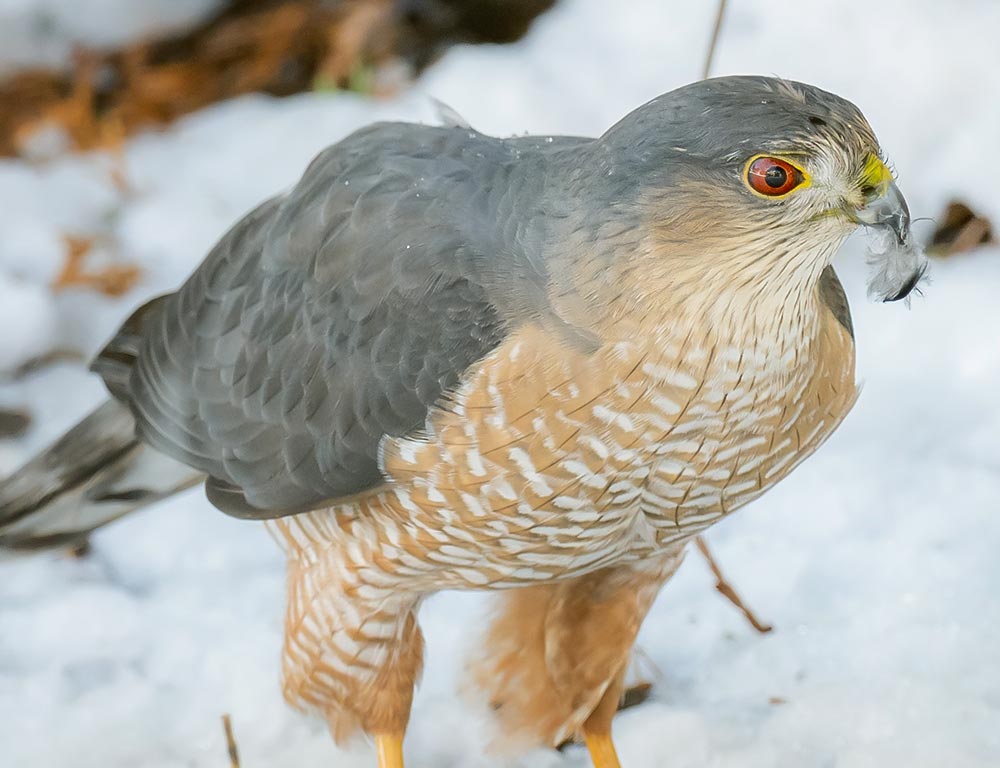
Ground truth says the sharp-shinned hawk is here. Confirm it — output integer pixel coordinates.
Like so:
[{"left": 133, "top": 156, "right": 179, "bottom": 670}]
[{"left": 0, "top": 76, "right": 923, "bottom": 767}]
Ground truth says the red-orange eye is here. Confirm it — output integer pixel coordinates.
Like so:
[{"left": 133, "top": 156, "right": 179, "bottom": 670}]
[{"left": 746, "top": 156, "right": 803, "bottom": 196}]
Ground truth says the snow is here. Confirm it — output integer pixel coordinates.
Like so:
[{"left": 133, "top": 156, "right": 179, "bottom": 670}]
[
  {"left": 1, "top": 0, "right": 999, "bottom": 766},
  {"left": 0, "top": 272, "right": 58, "bottom": 371}
]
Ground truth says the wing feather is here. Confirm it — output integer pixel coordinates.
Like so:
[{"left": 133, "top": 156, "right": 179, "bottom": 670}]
[{"left": 95, "top": 124, "right": 590, "bottom": 518}]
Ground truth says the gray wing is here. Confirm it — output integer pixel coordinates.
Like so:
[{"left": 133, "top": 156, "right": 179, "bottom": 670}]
[
  {"left": 96, "top": 123, "right": 591, "bottom": 518},
  {"left": 818, "top": 265, "right": 853, "bottom": 338}
]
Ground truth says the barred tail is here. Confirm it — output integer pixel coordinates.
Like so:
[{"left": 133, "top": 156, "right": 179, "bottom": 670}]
[{"left": 0, "top": 399, "right": 200, "bottom": 549}]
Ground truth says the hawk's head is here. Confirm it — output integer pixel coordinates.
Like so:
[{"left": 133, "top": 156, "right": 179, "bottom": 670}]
[{"left": 597, "top": 75, "right": 925, "bottom": 304}]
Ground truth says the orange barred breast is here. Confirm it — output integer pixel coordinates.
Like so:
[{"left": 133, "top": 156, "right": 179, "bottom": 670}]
[{"left": 360, "top": 297, "right": 857, "bottom": 589}]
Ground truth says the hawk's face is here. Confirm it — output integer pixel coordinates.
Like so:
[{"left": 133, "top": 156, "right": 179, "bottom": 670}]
[
  {"left": 739, "top": 134, "right": 894, "bottom": 231},
  {"left": 734, "top": 124, "right": 920, "bottom": 301},
  {"left": 735, "top": 119, "right": 909, "bottom": 253},
  {"left": 603, "top": 76, "right": 923, "bottom": 304}
]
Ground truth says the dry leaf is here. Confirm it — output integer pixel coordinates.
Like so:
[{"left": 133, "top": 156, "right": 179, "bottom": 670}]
[
  {"left": 927, "top": 200, "right": 995, "bottom": 257},
  {"left": 0, "top": 0, "right": 555, "bottom": 158},
  {"left": 53, "top": 235, "right": 141, "bottom": 297}
]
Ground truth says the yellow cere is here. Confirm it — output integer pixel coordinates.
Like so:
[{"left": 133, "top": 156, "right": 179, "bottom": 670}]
[{"left": 862, "top": 154, "right": 894, "bottom": 194}]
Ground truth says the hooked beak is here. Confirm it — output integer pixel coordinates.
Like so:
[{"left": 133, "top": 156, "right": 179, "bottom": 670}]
[
  {"left": 848, "top": 180, "right": 926, "bottom": 303},
  {"left": 852, "top": 180, "right": 911, "bottom": 247}
]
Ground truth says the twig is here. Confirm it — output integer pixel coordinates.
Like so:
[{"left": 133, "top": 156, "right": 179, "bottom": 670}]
[
  {"left": 222, "top": 714, "right": 241, "bottom": 768},
  {"left": 690, "top": 0, "right": 773, "bottom": 636},
  {"left": 694, "top": 536, "right": 772, "bottom": 634},
  {"left": 701, "top": 0, "right": 729, "bottom": 80}
]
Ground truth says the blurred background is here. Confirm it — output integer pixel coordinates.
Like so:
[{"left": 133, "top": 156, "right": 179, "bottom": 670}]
[{"left": 0, "top": 1, "right": 997, "bottom": 766}]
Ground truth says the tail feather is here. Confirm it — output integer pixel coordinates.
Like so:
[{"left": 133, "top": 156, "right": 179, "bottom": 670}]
[{"left": 0, "top": 399, "right": 201, "bottom": 550}]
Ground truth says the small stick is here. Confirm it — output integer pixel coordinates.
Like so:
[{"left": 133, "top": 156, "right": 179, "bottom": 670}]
[
  {"left": 701, "top": 0, "right": 729, "bottom": 80},
  {"left": 691, "top": 0, "right": 772, "bottom": 636},
  {"left": 694, "top": 536, "right": 772, "bottom": 634},
  {"left": 222, "top": 714, "right": 241, "bottom": 768}
]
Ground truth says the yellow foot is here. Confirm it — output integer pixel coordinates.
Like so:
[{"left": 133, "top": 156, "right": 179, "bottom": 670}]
[
  {"left": 375, "top": 733, "right": 404, "bottom": 768},
  {"left": 584, "top": 731, "right": 622, "bottom": 768}
]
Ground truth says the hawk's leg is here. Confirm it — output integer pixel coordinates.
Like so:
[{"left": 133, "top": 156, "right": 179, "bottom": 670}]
[
  {"left": 470, "top": 545, "right": 686, "bottom": 764},
  {"left": 581, "top": 672, "right": 626, "bottom": 768},
  {"left": 273, "top": 518, "right": 425, "bottom": 767}
]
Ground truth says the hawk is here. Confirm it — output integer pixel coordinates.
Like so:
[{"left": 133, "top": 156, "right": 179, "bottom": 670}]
[{"left": 0, "top": 76, "right": 922, "bottom": 767}]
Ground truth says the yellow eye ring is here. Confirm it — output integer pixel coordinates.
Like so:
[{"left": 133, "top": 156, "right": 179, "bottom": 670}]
[{"left": 743, "top": 155, "right": 812, "bottom": 199}]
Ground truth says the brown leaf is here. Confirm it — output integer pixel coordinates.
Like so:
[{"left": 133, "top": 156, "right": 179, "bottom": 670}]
[
  {"left": 0, "top": 0, "right": 555, "bottom": 158},
  {"left": 927, "top": 200, "right": 995, "bottom": 257},
  {"left": 53, "top": 235, "right": 141, "bottom": 297},
  {"left": 619, "top": 681, "right": 653, "bottom": 711}
]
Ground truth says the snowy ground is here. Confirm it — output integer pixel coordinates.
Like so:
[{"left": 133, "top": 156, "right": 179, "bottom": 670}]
[{"left": 1, "top": 1, "right": 999, "bottom": 766}]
